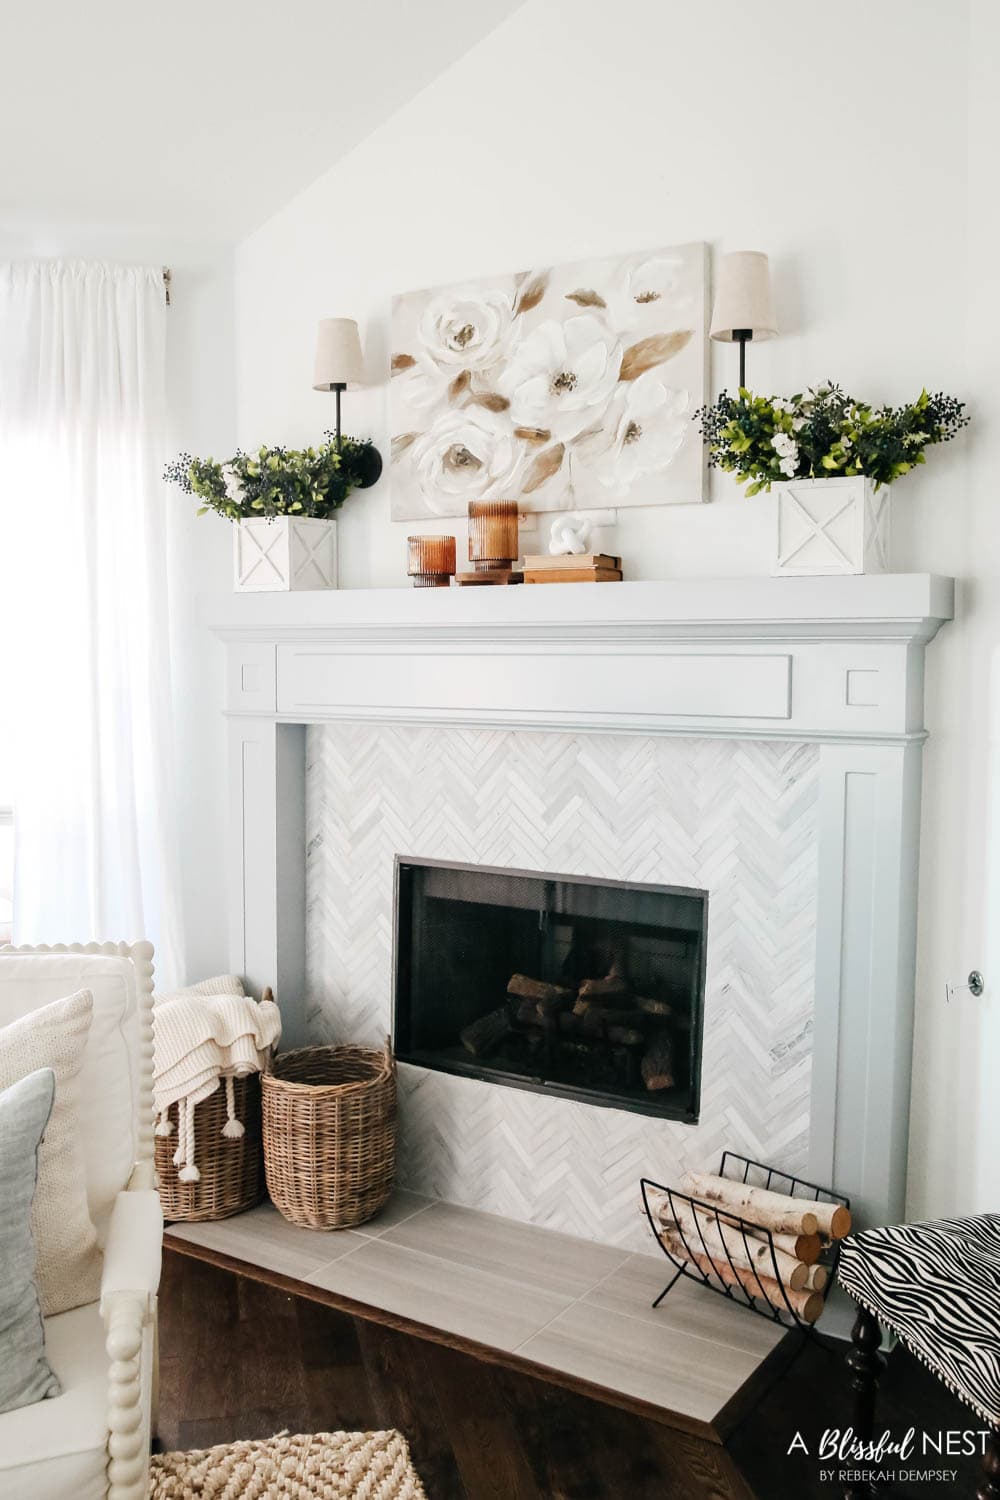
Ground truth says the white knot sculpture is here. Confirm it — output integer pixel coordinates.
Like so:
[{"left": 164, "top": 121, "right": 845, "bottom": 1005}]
[{"left": 548, "top": 513, "right": 592, "bottom": 556}]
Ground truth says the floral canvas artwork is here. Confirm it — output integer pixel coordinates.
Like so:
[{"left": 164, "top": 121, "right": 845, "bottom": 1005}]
[{"left": 389, "top": 242, "right": 708, "bottom": 520}]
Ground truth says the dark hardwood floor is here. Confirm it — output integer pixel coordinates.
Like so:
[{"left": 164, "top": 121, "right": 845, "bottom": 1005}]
[{"left": 158, "top": 1249, "right": 983, "bottom": 1499}]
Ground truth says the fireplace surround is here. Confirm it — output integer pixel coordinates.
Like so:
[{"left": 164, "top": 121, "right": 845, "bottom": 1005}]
[
  {"left": 393, "top": 856, "right": 707, "bottom": 1121},
  {"left": 210, "top": 574, "right": 954, "bottom": 1246}
]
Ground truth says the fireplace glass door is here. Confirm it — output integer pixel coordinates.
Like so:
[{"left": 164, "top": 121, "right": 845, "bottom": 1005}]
[{"left": 393, "top": 858, "right": 707, "bottom": 1121}]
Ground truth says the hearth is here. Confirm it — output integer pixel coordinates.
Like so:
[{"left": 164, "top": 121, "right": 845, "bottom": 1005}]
[{"left": 393, "top": 857, "right": 707, "bottom": 1121}]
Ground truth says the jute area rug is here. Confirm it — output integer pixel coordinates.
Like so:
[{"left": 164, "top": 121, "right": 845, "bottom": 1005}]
[{"left": 149, "top": 1429, "right": 427, "bottom": 1499}]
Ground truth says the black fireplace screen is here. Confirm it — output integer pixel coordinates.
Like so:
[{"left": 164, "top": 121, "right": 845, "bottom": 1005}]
[{"left": 393, "top": 858, "right": 707, "bottom": 1121}]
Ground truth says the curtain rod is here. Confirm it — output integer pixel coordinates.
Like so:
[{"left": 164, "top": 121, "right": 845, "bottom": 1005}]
[{"left": 162, "top": 267, "right": 172, "bottom": 307}]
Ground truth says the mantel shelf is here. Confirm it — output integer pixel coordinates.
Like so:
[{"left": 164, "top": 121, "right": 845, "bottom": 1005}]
[
  {"left": 206, "top": 574, "right": 954, "bottom": 646},
  {"left": 207, "top": 574, "right": 954, "bottom": 747}
]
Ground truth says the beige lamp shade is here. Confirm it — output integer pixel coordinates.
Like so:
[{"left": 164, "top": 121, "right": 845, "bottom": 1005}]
[
  {"left": 710, "top": 252, "right": 777, "bottom": 343},
  {"left": 313, "top": 317, "right": 365, "bottom": 389}
]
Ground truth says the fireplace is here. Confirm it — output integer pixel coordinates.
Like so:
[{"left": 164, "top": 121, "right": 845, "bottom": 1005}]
[{"left": 393, "top": 857, "right": 707, "bottom": 1121}]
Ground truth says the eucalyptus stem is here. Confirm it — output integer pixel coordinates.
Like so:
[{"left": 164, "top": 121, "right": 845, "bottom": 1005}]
[
  {"left": 164, "top": 432, "right": 378, "bottom": 521},
  {"left": 695, "top": 383, "right": 968, "bottom": 495}
]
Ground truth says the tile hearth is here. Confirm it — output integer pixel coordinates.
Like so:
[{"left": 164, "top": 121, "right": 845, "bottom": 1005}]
[{"left": 165, "top": 1191, "right": 788, "bottom": 1431}]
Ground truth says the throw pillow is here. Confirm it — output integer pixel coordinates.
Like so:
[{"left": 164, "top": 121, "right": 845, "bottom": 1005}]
[
  {"left": 0, "top": 989, "right": 102, "bottom": 1314},
  {"left": 0, "top": 1069, "right": 62, "bottom": 1413}
]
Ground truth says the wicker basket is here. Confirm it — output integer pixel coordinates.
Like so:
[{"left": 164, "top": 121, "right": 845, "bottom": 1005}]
[
  {"left": 156, "top": 1074, "right": 264, "bottom": 1222},
  {"left": 262, "top": 1039, "right": 396, "bottom": 1229}
]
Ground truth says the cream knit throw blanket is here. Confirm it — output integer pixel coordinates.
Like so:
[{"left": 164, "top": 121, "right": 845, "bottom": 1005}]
[{"left": 153, "top": 975, "right": 281, "bottom": 1182}]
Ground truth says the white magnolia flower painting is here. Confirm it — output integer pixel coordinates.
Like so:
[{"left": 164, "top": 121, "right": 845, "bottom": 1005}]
[{"left": 390, "top": 242, "right": 707, "bottom": 520}]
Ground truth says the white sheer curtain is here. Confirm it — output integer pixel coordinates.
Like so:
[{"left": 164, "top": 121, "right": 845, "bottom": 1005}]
[{"left": 0, "top": 261, "right": 184, "bottom": 987}]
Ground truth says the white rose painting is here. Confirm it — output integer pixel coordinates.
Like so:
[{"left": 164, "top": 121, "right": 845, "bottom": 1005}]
[{"left": 390, "top": 242, "right": 707, "bottom": 520}]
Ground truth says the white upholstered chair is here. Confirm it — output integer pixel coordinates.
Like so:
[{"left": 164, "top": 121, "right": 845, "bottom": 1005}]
[{"left": 0, "top": 942, "right": 162, "bottom": 1500}]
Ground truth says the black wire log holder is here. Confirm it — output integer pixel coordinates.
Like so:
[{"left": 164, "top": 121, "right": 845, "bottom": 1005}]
[{"left": 641, "top": 1151, "right": 851, "bottom": 1332}]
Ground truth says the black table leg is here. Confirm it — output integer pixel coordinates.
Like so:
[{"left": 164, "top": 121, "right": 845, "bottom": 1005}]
[
  {"left": 844, "top": 1308, "right": 884, "bottom": 1499},
  {"left": 977, "top": 1430, "right": 1000, "bottom": 1500}
]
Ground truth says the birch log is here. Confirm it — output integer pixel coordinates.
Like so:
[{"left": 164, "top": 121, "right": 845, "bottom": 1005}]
[
  {"left": 660, "top": 1229, "right": 824, "bottom": 1324},
  {"left": 680, "top": 1171, "right": 822, "bottom": 1237},
  {"left": 645, "top": 1188, "right": 823, "bottom": 1266},
  {"left": 802, "top": 1263, "right": 829, "bottom": 1292},
  {"left": 746, "top": 1226, "right": 823, "bottom": 1266},
  {"left": 662, "top": 1202, "right": 809, "bottom": 1291},
  {"left": 806, "top": 1199, "right": 852, "bottom": 1241}
]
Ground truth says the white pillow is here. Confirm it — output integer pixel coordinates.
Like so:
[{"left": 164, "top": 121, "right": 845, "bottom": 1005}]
[{"left": 0, "top": 990, "right": 102, "bottom": 1314}]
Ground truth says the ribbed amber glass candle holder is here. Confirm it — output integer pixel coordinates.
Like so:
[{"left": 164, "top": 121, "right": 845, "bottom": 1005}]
[
  {"left": 467, "top": 499, "right": 519, "bottom": 571},
  {"left": 407, "top": 534, "right": 457, "bottom": 587}
]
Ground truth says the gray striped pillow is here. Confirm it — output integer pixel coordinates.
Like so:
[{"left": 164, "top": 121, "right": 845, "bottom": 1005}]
[{"left": 0, "top": 1069, "right": 62, "bottom": 1413}]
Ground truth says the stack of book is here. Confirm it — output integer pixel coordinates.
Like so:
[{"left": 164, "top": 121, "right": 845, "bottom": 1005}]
[{"left": 522, "top": 552, "right": 623, "bottom": 584}]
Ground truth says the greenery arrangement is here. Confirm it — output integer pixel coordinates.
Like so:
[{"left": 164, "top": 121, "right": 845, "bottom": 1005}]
[
  {"left": 164, "top": 433, "right": 379, "bottom": 521},
  {"left": 696, "top": 384, "right": 968, "bottom": 496}
]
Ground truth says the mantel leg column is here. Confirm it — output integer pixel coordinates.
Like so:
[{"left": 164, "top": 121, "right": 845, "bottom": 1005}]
[
  {"left": 227, "top": 718, "right": 307, "bottom": 1042},
  {"left": 811, "top": 741, "right": 923, "bottom": 1228}
]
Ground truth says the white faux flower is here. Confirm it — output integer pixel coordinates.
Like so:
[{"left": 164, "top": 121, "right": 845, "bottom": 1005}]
[
  {"left": 407, "top": 408, "right": 526, "bottom": 513},
  {"left": 223, "top": 463, "right": 242, "bottom": 504},
  {"left": 418, "top": 287, "right": 515, "bottom": 372},
  {"left": 772, "top": 430, "right": 800, "bottom": 477},
  {"left": 575, "top": 372, "right": 689, "bottom": 486},
  {"left": 496, "top": 314, "right": 622, "bottom": 441}
]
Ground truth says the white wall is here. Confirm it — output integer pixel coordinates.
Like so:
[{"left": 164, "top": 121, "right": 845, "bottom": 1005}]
[
  {"left": 231, "top": 0, "right": 997, "bottom": 1217},
  {"left": 906, "top": 0, "right": 1000, "bottom": 1221},
  {"left": 161, "top": 256, "right": 237, "bottom": 981},
  {"left": 234, "top": 0, "right": 968, "bottom": 584}
]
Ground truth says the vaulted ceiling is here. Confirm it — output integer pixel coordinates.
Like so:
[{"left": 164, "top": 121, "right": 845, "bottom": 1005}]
[{"left": 1, "top": 0, "right": 523, "bottom": 244}]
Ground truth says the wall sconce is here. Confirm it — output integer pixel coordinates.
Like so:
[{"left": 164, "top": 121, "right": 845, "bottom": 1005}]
[
  {"left": 312, "top": 317, "right": 382, "bottom": 486},
  {"left": 710, "top": 252, "right": 777, "bottom": 390}
]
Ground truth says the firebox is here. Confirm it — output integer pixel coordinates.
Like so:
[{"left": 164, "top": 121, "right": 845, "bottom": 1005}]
[{"left": 393, "top": 857, "right": 707, "bottom": 1122}]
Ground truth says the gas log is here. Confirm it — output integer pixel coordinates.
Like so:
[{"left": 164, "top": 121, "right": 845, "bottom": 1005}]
[
  {"left": 659, "top": 1228, "right": 824, "bottom": 1324},
  {"left": 607, "top": 1025, "right": 645, "bottom": 1047},
  {"left": 577, "top": 972, "right": 629, "bottom": 1001},
  {"left": 557, "top": 1011, "right": 583, "bottom": 1035},
  {"left": 641, "top": 1029, "right": 676, "bottom": 1091},
  {"left": 460, "top": 1006, "right": 512, "bottom": 1057},
  {"left": 507, "top": 974, "right": 574, "bottom": 1008},
  {"left": 635, "top": 995, "right": 673, "bottom": 1017},
  {"left": 514, "top": 999, "right": 542, "bottom": 1029},
  {"left": 580, "top": 1006, "right": 642, "bottom": 1038},
  {"left": 535, "top": 991, "right": 576, "bottom": 1020}
]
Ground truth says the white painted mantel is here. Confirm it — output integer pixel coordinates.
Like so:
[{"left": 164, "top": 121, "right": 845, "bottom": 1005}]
[{"left": 208, "top": 574, "right": 953, "bottom": 1230}]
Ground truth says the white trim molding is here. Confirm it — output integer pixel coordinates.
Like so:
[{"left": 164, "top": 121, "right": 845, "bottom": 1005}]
[{"left": 208, "top": 575, "right": 953, "bottom": 1233}]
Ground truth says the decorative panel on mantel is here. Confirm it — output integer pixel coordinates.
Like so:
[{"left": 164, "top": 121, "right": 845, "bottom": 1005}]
[{"left": 305, "top": 723, "right": 819, "bottom": 1251}]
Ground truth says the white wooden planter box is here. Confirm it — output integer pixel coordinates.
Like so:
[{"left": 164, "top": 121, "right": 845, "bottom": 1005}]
[
  {"left": 233, "top": 517, "right": 339, "bottom": 592},
  {"left": 773, "top": 477, "right": 890, "bottom": 576}
]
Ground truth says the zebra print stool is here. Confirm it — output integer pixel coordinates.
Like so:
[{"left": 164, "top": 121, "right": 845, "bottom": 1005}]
[{"left": 838, "top": 1215, "right": 1000, "bottom": 1500}]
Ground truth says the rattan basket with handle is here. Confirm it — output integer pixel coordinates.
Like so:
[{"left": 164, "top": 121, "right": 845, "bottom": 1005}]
[
  {"left": 262, "top": 1038, "right": 396, "bottom": 1229},
  {"left": 156, "top": 1074, "right": 264, "bottom": 1222}
]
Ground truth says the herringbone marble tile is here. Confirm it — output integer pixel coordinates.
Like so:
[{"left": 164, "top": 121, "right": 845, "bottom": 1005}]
[{"left": 305, "top": 726, "right": 818, "bottom": 1250}]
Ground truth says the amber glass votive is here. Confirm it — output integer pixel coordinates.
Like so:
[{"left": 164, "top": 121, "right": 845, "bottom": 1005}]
[
  {"left": 467, "top": 499, "right": 519, "bottom": 571},
  {"left": 407, "top": 534, "right": 457, "bottom": 587}
]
